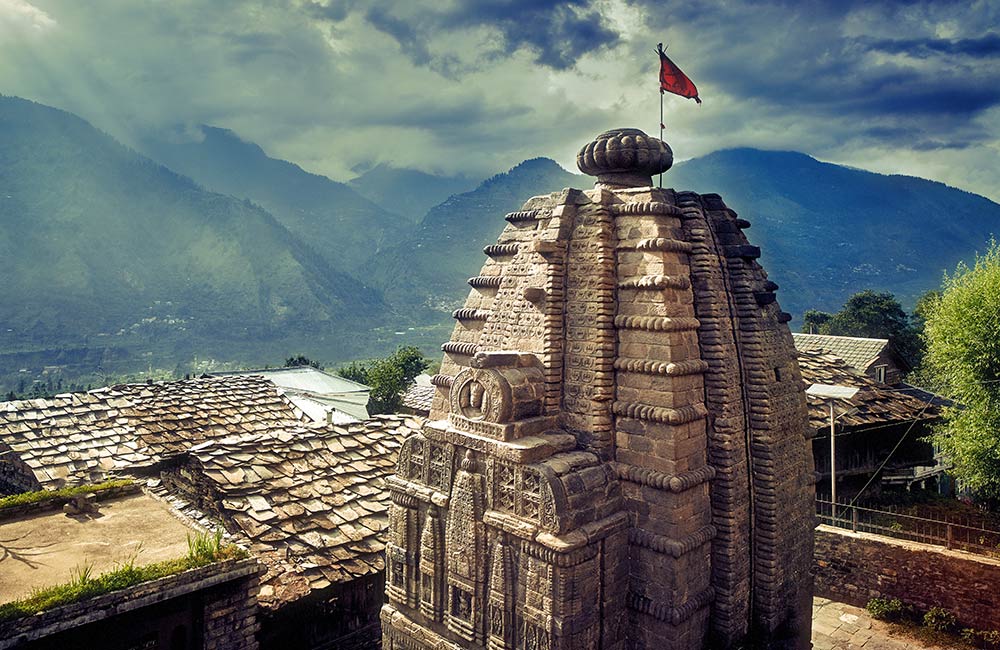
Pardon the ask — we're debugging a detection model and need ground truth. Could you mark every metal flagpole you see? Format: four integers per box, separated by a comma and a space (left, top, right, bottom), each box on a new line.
659, 90, 664, 189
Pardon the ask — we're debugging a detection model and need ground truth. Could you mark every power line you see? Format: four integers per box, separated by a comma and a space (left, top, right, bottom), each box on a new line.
846, 397, 936, 507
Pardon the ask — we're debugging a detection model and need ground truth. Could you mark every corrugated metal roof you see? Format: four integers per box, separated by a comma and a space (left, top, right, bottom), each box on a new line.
216, 366, 370, 395
214, 367, 370, 422
792, 333, 889, 372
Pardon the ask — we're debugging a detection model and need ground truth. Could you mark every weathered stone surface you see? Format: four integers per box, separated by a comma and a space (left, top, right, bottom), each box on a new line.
383, 128, 814, 650
576, 127, 673, 189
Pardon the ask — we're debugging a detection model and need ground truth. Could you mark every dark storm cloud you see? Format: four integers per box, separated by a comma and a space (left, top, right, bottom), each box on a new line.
866, 33, 1000, 58
307, 0, 619, 70
3, 0, 998, 200
638, 1, 1000, 133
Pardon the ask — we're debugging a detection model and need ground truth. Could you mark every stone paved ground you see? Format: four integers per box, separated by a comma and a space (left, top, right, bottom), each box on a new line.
812, 597, 960, 649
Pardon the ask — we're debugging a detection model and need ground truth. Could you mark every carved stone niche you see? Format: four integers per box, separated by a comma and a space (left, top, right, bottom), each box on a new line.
448, 351, 551, 441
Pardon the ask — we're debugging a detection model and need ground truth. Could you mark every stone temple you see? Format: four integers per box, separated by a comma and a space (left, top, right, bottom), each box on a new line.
381, 128, 815, 650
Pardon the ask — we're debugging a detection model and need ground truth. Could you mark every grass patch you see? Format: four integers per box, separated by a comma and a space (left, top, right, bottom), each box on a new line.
0, 530, 247, 622
884, 620, 980, 649
0, 479, 134, 511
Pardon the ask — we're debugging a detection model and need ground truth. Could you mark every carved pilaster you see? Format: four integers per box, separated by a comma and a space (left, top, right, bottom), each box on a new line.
487, 538, 514, 650
420, 506, 445, 621
386, 500, 419, 609
446, 451, 487, 644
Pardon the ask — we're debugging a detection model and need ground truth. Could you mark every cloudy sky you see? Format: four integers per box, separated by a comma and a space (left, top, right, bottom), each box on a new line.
2, 0, 998, 200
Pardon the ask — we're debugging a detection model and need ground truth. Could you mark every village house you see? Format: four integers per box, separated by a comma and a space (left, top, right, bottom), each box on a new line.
798, 349, 945, 498
0, 375, 420, 650
792, 332, 909, 384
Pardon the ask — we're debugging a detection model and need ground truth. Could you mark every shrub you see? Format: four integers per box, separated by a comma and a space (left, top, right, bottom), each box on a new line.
923, 607, 957, 632
866, 597, 905, 621
962, 628, 1000, 649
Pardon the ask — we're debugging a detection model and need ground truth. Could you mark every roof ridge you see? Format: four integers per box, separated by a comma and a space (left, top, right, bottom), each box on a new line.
792, 332, 889, 343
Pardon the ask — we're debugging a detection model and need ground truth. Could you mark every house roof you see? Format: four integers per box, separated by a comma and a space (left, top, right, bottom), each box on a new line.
401, 383, 435, 415
0, 376, 305, 491
797, 350, 938, 431
212, 367, 371, 422
214, 367, 370, 396
792, 333, 890, 372
153, 414, 422, 608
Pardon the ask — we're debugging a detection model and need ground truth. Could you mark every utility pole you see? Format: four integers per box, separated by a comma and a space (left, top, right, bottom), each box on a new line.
806, 383, 860, 525
829, 399, 837, 521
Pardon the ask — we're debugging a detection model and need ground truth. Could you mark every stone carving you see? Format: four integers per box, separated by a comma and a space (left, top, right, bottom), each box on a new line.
382, 128, 814, 650
576, 127, 673, 188
450, 368, 512, 423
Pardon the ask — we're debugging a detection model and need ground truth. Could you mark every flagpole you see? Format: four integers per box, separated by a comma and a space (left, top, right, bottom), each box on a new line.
659, 90, 664, 189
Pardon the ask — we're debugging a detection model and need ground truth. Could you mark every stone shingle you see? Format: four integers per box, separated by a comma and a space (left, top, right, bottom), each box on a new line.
401, 383, 434, 415
0, 376, 305, 491
792, 333, 890, 372
798, 350, 938, 430
156, 414, 422, 609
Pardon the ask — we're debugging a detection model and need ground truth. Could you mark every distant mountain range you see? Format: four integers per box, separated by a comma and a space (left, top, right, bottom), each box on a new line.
138, 126, 407, 274
348, 164, 477, 224
3, 94, 999, 391
364, 158, 585, 316
363, 149, 1000, 324
0, 96, 388, 388
666, 148, 1000, 317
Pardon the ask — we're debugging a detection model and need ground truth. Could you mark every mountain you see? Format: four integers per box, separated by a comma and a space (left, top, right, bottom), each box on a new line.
348, 164, 477, 223
0, 96, 387, 387
666, 148, 1000, 318
365, 158, 585, 315
138, 126, 404, 273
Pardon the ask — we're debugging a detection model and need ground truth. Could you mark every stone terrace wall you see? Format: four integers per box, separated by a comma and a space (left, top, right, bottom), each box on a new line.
0, 482, 140, 522
0, 558, 260, 650
814, 524, 1000, 631
204, 561, 262, 650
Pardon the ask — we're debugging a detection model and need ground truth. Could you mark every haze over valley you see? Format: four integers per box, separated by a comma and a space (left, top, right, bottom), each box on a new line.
2, 94, 999, 394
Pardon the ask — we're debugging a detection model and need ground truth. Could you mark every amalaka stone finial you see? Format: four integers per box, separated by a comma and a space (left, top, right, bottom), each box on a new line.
576, 127, 673, 189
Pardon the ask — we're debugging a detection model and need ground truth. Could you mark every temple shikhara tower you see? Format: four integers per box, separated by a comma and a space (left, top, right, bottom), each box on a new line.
381, 128, 815, 650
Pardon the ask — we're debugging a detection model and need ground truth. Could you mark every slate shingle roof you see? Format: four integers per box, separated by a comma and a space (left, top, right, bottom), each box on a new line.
0, 376, 304, 490
160, 415, 422, 607
797, 350, 938, 431
792, 333, 889, 372
401, 383, 434, 414
0, 392, 143, 490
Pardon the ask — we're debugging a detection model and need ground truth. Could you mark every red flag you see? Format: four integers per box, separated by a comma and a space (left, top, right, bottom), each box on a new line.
657, 43, 701, 104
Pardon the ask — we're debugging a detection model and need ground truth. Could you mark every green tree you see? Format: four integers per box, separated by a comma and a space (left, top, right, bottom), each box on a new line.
803, 309, 832, 334
923, 241, 1000, 502
284, 355, 321, 369
911, 289, 942, 331
337, 346, 429, 415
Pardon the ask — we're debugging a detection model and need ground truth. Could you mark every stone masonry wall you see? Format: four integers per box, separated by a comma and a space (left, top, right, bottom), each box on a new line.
204, 563, 261, 650
0, 558, 261, 650
814, 525, 1000, 631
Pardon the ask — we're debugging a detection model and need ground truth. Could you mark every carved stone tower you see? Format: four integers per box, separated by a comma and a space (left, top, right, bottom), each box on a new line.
381, 128, 815, 650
